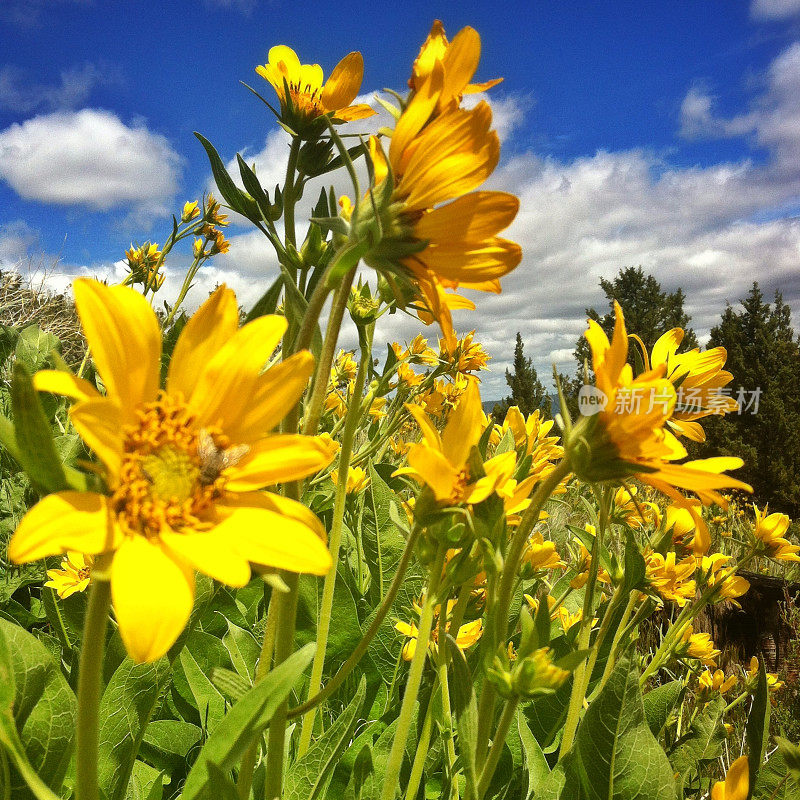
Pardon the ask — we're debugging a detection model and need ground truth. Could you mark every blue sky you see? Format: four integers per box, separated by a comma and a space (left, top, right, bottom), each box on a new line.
2, 0, 800, 395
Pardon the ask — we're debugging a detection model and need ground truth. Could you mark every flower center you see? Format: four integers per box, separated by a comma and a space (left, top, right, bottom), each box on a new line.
112, 393, 229, 539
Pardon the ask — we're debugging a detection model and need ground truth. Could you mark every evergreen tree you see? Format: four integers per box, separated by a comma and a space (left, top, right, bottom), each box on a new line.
700, 283, 800, 515
493, 332, 550, 421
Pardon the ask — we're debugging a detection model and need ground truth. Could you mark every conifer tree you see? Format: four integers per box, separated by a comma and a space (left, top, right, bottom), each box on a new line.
493, 332, 549, 421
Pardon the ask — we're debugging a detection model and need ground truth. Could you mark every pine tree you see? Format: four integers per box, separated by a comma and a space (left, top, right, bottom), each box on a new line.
700, 283, 800, 515
493, 332, 549, 421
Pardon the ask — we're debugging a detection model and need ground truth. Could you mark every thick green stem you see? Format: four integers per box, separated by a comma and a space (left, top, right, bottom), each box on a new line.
476, 696, 519, 798
437, 596, 462, 800
474, 460, 571, 765
297, 327, 371, 755
594, 590, 639, 696
286, 524, 422, 719
380, 544, 447, 800
302, 267, 357, 436
75, 573, 111, 800
404, 692, 435, 800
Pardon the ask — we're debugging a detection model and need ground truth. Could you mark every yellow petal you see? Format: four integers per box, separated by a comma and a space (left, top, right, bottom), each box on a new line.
405, 403, 443, 450
298, 62, 324, 93
441, 380, 483, 468
267, 45, 301, 84
440, 26, 481, 106
167, 285, 240, 401
415, 192, 519, 241
651, 328, 683, 368
225, 434, 337, 490
190, 314, 286, 433
33, 370, 100, 402
69, 398, 124, 478
112, 536, 195, 663
212, 505, 332, 575
334, 103, 376, 121
9, 492, 119, 563
406, 444, 460, 502
223, 350, 314, 444
322, 51, 363, 111
418, 237, 521, 283
725, 756, 749, 800
160, 530, 251, 587
223, 490, 328, 543
73, 278, 160, 418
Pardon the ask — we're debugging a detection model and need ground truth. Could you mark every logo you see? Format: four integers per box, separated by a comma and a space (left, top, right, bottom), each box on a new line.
578, 385, 607, 416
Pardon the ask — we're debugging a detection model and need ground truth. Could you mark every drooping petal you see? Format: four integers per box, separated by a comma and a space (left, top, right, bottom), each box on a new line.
72, 279, 160, 417
167, 285, 240, 400
190, 314, 287, 432
322, 51, 363, 111
225, 434, 337, 490
69, 398, 125, 478
441, 380, 483, 468
33, 370, 100, 402
405, 403, 443, 450
112, 536, 195, 663
223, 350, 314, 445
212, 505, 332, 575
160, 530, 251, 588
8, 492, 119, 563
406, 445, 460, 502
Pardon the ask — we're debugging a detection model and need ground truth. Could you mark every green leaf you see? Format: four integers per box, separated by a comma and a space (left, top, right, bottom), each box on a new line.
753, 745, 800, 799
747, 659, 771, 790
669, 695, 725, 790
97, 657, 172, 800
222, 619, 259, 683
194, 133, 261, 221
575, 654, 677, 799
124, 760, 164, 800
342, 744, 375, 800
209, 667, 251, 704
448, 638, 480, 799
0, 618, 77, 800
11, 363, 69, 494
244, 276, 283, 323
14, 325, 59, 372
535, 751, 584, 800
283, 676, 366, 800
622, 530, 647, 592
642, 680, 683, 738
518, 709, 550, 800
181, 642, 315, 800
179, 645, 227, 730
139, 720, 202, 773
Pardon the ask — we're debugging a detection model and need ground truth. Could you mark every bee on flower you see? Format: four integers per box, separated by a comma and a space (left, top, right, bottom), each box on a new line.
45, 552, 94, 599
10, 280, 337, 663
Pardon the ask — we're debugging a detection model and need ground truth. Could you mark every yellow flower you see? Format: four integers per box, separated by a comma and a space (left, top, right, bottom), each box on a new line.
332, 465, 370, 494
747, 656, 784, 692
393, 334, 439, 366
711, 756, 749, 800
10, 279, 336, 663
181, 201, 200, 222
679, 627, 720, 666
438, 330, 490, 373
331, 349, 358, 384
368, 396, 388, 422
397, 361, 424, 388
698, 668, 737, 697
204, 194, 229, 227
700, 554, 750, 607
645, 551, 696, 606
396, 380, 514, 506
664, 503, 711, 554
395, 598, 483, 661
408, 20, 502, 110
649, 328, 738, 442
520, 531, 563, 572
577, 302, 751, 510
752, 504, 800, 562
255, 45, 374, 126
44, 551, 94, 599
613, 485, 659, 529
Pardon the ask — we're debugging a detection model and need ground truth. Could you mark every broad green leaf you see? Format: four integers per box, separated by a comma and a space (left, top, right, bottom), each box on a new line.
124, 760, 164, 800
523, 678, 573, 749
747, 659, 770, 791
342, 744, 375, 800
753, 746, 800, 799
11, 363, 69, 494
139, 720, 202, 773
181, 642, 315, 800
209, 667, 251, 704
179, 645, 227, 731
535, 751, 583, 800
14, 325, 59, 372
365, 463, 408, 599
642, 680, 683, 738
575, 654, 677, 800
669, 695, 725, 790
222, 619, 259, 683
283, 676, 366, 800
97, 657, 172, 800
0, 617, 77, 799
518, 709, 550, 800
194, 133, 261, 221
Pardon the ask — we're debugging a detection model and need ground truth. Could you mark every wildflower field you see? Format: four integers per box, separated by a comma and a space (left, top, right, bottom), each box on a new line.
2, 19, 800, 800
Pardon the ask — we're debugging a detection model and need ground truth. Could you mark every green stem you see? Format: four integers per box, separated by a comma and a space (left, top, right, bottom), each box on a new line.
286, 524, 422, 719
723, 691, 749, 714
559, 485, 612, 758
437, 597, 461, 800
291, 265, 334, 356
302, 267, 357, 436
594, 590, 639, 696
75, 573, 111, 800
297, 327, 371, 755
380, 544, 447, 800
474, 460, 571, 766
476, 696, 519, 798
283, 138, 301, 250
404, 691, 435, 800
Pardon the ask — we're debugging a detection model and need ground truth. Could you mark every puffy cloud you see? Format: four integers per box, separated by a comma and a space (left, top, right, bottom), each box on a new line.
751, 0, 800, 19
0, 109, 181, 214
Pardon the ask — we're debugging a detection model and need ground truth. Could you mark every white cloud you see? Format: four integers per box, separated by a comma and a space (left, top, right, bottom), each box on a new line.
0, 220, 40, 268
0, 109, 182, 214
0, 63, 114, 114
751, 0, 800, 19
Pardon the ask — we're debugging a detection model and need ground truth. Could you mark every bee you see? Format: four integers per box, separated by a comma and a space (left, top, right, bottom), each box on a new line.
197, 429, 250, 486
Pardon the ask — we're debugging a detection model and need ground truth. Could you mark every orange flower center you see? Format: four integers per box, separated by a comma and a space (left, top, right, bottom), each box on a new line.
111, 393, 232, 539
